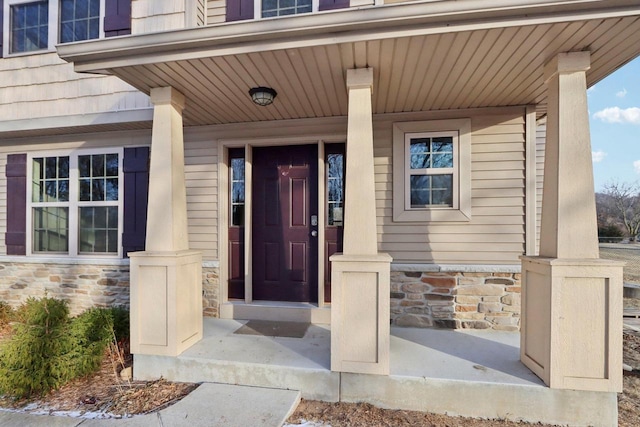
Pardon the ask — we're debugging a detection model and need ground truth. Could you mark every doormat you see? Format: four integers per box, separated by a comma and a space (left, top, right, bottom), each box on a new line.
233, 320, 310, 338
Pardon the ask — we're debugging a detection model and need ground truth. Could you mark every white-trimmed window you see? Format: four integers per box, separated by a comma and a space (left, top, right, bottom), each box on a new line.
3, 0, 104, 56
393, 119, 471, 222
27, 148, 124, 257
261, 0, 312, 17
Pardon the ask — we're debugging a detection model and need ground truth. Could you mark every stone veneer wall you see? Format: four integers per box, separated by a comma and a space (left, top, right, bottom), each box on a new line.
391, 269, 521, 331
0, 260, 220, 317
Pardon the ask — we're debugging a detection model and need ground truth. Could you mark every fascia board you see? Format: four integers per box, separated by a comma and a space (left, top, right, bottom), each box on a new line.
57, 0, 640, 72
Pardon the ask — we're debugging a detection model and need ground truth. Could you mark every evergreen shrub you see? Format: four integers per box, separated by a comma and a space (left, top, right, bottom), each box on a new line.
0, 297, 130, 398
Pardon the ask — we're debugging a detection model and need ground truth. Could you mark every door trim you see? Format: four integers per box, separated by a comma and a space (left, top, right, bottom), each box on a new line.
218, 136, 345, 316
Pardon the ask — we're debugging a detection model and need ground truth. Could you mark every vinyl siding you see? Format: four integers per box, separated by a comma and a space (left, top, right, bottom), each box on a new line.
375, 109, 526, 264
207, 0, 225, 24
0, 53, 149, 122
132, 0, 188, 33
0, 107, 527, 265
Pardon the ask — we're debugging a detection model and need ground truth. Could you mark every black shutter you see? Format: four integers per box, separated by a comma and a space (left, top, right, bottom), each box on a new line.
104, 0, 131, 37
5, 154, 27, 255
122, 147, 149, 257
226, 0, 254, 22
318, 0, 349, 11
0, 0, 4, 57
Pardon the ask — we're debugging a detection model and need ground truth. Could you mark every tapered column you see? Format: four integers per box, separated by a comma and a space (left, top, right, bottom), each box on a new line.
521, 53, 622, 392
539, 52, 598, 259
130, 87, 202, 358
343, 68, 377, 256
146, 87, 189, 252
331, 68, 391, 375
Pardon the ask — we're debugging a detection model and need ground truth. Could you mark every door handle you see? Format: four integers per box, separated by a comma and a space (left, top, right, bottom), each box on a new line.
311, 230, 318, 237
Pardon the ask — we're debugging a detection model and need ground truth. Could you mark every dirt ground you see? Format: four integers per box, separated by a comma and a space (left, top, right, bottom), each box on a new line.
0, 343, 197, 418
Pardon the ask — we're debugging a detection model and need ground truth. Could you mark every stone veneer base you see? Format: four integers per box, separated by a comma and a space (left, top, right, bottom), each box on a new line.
0, 259, 520, 329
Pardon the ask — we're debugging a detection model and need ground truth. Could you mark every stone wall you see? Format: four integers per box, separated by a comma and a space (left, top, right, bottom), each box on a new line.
391, 270, 521, 331
0, 260, 220, 317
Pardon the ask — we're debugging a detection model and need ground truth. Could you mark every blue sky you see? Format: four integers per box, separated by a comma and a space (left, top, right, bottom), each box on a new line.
589, 56, 640, 192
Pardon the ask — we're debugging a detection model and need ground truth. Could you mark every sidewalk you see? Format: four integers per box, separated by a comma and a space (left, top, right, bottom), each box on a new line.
0, 383, 301, 427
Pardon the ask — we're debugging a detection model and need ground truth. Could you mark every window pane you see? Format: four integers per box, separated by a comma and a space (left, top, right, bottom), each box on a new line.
58, 157, 69, 178
59, 0, 101, 43
410, 174, 453, 208
106, 154, 119, 176
79, 207, 118, 254
232, 205, 244, 227
79, 155, 91, 177
106, 178, 118, 201
262, 0, 311, 17
432, 153, 453, 168
79, 179, 91, 201
92, 154, 105, 177
32, 158, 44, 202
326, 152, 344, 226
92, 179, 105, 201
33, 207, 69, 252
231, 158, 244, 181
230, 154, 245, 226
11, 2, 48, 53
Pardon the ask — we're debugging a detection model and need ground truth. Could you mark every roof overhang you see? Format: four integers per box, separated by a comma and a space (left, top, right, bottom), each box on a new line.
57, 0, 640, 126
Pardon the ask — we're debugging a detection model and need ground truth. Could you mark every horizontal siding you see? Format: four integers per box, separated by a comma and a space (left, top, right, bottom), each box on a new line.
184, 134, 218, 260
374, 108, 526, 264
0, 53, 149, 122
207, 0, 226, 25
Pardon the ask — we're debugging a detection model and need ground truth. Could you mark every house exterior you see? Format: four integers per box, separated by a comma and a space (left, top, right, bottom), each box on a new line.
0, 0, 638, 423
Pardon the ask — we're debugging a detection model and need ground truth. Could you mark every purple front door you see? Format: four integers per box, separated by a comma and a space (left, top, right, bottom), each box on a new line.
252, 145, 319, 302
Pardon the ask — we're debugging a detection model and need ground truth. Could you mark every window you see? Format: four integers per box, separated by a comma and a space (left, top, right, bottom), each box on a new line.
28, 149, 123, 256
229, 148, 245, 227
393, 119, 471, 222
10, 1, 49, 53
4, 0, 103, 56
326, 150, 344, 227
262, 0, 312, 18
60, 0, 100, 43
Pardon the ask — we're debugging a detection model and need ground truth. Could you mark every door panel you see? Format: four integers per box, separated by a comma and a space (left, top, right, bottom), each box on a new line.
252, 145, 318, 302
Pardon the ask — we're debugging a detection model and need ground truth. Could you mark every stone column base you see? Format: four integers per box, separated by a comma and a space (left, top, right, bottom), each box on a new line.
330, 253, 392, 375
520, 256, 623, 392
130, 250, 203, 357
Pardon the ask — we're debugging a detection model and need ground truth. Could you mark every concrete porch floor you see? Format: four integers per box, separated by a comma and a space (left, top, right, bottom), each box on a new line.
134, 318, 617, 426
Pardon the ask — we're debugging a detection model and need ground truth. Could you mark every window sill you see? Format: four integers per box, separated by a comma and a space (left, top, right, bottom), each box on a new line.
393, 207, 471, 223
0, 255, 130, 266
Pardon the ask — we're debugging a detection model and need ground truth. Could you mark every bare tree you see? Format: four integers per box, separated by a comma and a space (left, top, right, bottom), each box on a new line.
602, 180, 640, 241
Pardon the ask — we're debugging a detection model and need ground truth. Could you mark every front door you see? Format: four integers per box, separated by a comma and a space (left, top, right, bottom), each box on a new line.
252, 145, 319, 302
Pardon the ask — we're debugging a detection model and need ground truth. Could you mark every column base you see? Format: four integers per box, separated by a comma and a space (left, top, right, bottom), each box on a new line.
520, 256, 623, 392
330, 253, 392, 375
130, 250, 203, 357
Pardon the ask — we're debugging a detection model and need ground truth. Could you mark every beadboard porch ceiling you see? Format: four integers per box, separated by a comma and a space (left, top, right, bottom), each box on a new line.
58, 4, 640, 126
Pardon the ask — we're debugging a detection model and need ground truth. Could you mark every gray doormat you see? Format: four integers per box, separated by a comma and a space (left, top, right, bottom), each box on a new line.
233, 320, 310, 338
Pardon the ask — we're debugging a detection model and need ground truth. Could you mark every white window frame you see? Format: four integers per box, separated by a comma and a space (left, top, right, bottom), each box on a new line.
254, 0, 320, 19
26, 147, 124, 258
393, 118, 471, 222
3, 0, 105, 57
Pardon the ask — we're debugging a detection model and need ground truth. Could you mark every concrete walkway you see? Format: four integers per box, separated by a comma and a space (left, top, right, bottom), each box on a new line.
0, 383, 301, 427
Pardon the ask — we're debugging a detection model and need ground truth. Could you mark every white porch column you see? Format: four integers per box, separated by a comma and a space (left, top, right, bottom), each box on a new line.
331, 68, 392, 375
130, 87, 203, 357
520, 52, 623, 392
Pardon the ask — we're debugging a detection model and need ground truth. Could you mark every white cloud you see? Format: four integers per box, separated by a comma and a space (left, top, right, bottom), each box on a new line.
592, 151, 607, 163
593, 107, 640, 124
616, 88, 628, 98
634, 160, 640, 174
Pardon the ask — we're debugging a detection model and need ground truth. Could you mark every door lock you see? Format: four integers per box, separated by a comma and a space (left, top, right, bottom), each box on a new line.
311, 230, 318, 237
311, 215, 318, 226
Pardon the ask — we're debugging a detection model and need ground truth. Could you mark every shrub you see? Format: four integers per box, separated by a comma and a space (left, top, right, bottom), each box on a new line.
0, 301, 15, 327
0, 297, 73, 398
0, 298, 130, 398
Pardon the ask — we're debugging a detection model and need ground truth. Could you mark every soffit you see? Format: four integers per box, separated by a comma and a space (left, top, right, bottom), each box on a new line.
95, 16, 640, 126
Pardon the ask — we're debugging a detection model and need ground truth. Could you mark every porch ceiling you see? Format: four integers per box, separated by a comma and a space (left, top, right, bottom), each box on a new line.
59, 9, 640, 126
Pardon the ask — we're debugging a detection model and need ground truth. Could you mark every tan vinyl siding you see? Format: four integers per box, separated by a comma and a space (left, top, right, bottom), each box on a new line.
207, 0, 226, 25
184, 131, 218, 260
132, 0, 189, 33
375, 108, 526, 264
535, 120, 546, 254
0, 53, 149, 122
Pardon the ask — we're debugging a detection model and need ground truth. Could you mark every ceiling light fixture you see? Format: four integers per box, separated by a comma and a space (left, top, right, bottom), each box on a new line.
249, 86, 277, 106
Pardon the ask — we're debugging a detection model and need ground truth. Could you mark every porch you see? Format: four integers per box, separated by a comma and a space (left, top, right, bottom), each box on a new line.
134, 318, 617, 426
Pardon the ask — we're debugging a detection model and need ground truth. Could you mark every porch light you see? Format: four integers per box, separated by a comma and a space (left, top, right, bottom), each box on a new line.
249, 87, 277, 106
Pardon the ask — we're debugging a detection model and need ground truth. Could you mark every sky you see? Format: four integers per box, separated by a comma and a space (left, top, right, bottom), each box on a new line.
588, 56, 640, 192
